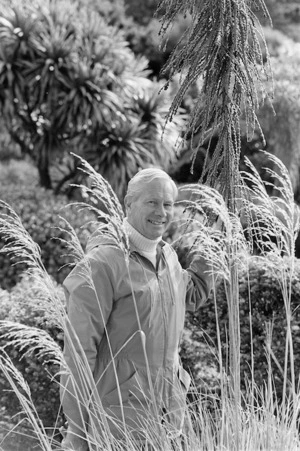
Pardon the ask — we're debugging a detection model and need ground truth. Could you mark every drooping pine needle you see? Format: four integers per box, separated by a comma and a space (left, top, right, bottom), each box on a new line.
156, 0, 272, 207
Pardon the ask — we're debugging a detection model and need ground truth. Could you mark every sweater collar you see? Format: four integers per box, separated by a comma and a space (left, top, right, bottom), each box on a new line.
124, 218, 162, 253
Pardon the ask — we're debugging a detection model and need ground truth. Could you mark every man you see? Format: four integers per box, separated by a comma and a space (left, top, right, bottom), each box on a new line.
61, 168, 213, 450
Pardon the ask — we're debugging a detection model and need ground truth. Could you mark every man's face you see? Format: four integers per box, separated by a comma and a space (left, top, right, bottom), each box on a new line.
126, 179, 175, 240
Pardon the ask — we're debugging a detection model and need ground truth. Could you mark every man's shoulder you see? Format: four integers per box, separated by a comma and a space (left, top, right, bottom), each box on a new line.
88, 241, 126, 263
161, 241, 178, 257
161, 241, 185, 270
64, 243, 126, 289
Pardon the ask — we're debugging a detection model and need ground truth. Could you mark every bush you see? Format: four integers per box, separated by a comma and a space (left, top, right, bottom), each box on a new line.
124, 14, 192, 77
0, 159, 39, 187
0, 180, 97, 289
181, 256, 300, 399
123, 0, 158, 25
0, 274, 65, 427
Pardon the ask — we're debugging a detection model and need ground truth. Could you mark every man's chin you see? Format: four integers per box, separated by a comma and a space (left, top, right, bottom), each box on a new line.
147, 228, 165, 240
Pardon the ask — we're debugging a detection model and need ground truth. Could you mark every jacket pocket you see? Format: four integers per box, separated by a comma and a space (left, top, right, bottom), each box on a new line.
103, 371, 148, 408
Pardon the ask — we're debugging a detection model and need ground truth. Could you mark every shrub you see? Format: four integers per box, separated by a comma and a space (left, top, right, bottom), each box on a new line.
181, 256, 300, 399
0, 274, 65, 427
124, 14, 192, 77
0, 181, 97, 289
123, 0, 158, 25
0, 159, 39, 187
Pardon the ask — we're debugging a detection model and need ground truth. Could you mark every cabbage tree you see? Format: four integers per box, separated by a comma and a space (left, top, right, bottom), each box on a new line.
0, 0, 183, 197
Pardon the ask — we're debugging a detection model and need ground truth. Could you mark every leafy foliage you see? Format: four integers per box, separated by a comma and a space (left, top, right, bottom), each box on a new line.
84, 82, 183, 199
2, 251, 300, 429
182, 256, 300, 400
168, 151, 300, 413
0, 0, 183, 197
0, 152, 299, 450
0, 274, 64, 427
0, 179, 96, 289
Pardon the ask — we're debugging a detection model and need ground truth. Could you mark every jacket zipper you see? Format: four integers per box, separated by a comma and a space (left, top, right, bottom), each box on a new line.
133, 250, 168, 369
156, 266, 168, 370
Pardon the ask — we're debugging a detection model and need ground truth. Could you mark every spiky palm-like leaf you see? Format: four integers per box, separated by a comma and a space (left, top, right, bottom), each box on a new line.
131, 82, 186, 168
0, 0, 152, 191
84, 119, 155, 200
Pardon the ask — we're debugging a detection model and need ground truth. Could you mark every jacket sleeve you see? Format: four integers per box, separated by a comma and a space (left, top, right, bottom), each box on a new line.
60, 248, 115, 433
185, 254, 214, 312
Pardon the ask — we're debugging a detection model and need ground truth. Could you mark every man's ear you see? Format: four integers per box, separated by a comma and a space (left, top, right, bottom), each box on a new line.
124, 195, 131, 214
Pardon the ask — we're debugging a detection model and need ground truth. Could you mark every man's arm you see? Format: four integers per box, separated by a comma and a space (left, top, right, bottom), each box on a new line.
60, 249, 114, 443
185, 254, 214, 311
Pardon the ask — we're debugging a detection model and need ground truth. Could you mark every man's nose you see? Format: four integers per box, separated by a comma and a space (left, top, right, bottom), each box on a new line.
155, 203, 166, 216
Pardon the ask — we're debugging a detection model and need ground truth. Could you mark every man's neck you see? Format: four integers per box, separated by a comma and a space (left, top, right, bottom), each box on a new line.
124, 218, 161, 253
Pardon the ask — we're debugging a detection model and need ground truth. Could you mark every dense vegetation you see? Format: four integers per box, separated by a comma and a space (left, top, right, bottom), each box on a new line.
182, 257, 300, 394
1, 157, 299, 433
2, 254, 300, 427
0, 162, 98, 288
0, 0, 184, 199
0, 275, 64, 426
1, 0, 300, 201
1, 0, 300, 449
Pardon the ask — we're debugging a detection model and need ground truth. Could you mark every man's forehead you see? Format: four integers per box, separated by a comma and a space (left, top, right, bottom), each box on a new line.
141, 182, 175, 199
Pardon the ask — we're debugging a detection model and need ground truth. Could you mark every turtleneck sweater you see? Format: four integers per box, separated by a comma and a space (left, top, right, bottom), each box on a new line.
124, 218, 161, 266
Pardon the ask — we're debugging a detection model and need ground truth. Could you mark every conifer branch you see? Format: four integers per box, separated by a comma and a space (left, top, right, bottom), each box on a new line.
157, 0, 272, 208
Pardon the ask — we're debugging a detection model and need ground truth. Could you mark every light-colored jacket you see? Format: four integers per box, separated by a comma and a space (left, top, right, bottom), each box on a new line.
60, 237, 213, 440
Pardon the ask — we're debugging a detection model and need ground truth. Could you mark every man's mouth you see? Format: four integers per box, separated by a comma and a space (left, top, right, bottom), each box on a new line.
149, 220, 165, 225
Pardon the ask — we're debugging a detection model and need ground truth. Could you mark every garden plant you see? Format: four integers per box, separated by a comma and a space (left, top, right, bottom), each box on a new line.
1, 151, 300, 450
1, 0, 300, 450
0, 0, 184, 198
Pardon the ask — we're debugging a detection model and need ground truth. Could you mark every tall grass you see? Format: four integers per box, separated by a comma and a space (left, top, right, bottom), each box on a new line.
0, 153, 300, 450
240, 152, 300, 420
173, 180, 250, 450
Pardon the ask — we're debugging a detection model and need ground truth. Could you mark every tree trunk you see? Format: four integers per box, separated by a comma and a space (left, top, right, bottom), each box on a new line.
38, 164, 52, 189
37, 144, 52, 189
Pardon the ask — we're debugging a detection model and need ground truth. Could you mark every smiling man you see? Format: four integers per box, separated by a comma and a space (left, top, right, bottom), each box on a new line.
61, 168, 214, 450
125, 177, 175, 240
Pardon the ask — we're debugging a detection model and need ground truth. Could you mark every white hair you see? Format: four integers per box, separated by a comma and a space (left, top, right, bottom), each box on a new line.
125, 168, 178, 203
